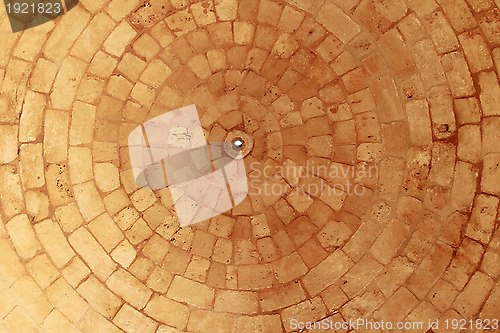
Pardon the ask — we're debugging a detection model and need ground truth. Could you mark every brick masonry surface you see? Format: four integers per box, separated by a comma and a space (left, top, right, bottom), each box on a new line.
0, 0, 499, 332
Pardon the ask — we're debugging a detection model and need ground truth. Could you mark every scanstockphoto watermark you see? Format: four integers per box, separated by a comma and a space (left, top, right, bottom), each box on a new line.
289, 318, 425, 331
290, 318, 500, 331
247, 161, 378, 197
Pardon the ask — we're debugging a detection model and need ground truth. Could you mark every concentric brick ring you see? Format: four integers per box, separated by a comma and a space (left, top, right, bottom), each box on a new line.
0, 0, 499, 332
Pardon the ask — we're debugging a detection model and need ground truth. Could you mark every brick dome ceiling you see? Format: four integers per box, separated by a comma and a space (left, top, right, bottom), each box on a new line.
0, 0, 499, 332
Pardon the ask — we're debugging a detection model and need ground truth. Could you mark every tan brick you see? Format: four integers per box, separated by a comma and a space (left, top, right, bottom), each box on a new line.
94, 163, 120, 192
441, 51, 475, 97
0, 125, 17, 164
236, 315, 282, 333
371, 76, 404, 122
42, 164, 73, 206
374, 287, 418, 322
68, 227, 116, 280
213, 238, 233, 264
25, 190, 49, 222
428, 142, 456, 187
440, 212, 467, 247
191, 1, 216, 25
452, 271, 494, 317
77, 276, 122, 319
413, 39, 446, 89
74, 181, 105, 221
0, 238, 25, 287
147, 267, 174, 293
50, 56, 87, 110
302, 250, 354, 296
342, 255, 384, 297
405, 100, 432, 146
151, 21, 176, 47
79, 310, 123, 333
371, 257, 415, 297
46, 278, 88, 322
457, 125, 482, 164
320, 284, 348, 312
89, 51, 118, 78
54, 203, 84, 233
167, 276, 215, 309
44, 109, 70, 162
18, 91, 45, 143
466, 194, 499, 244
126, 218, 153, 245
29, 58, 58, 93
406, 242, 454, 299
106, 0, 141, 20
42, 6, 90, 61
117, 53, 146, 82
272, 33, 299, 59
428, 87, 457, 139
0, 307, 40, 333
404, 211, 441, 261
482, 153, 500, 196
207, 49, 227, 72
93, 141, 118, 162
185, 256, 210, 282
141, 59, 172, 87
483, 117, 500, 153
438, 0, 478, 33
166, 9, 196, 36
113, 304, 158, 333
427, 279, 459, 311
215, 0, 238, 20
454, 97, 481, 124
42, 310, 81, 333
398, 14, 425, 45
459, 29, 493, 72
70, 101, 96, 146
344, 218, 385, 261
105, 75, 132, 100
130, 82, 156, 106
444, 238, 483, 289
142, 234, 168, 264
406, 301, 442, 329
107, 269, 152, 309
10, 275, 53, 324
378, 29, 416, 76
103, 21, 137, 56
494, 47, 500, 74
259, 282, 306, 312
317, 220, 352, 250
110, 239, 136, 268
76, 76, 103, 106
34, 219, 75, 268
6, 214, 40, 260
424, 10, 459, 54
61, 257, 90, 288
273, 252, 308, 283
215, 289, 259, 314
88, 213, 124, 251
281, 297, 327, 332
317, 2, 360, 43
68, 147, 93, 185
144, 295, 189, 330
71, 13, 115, 62
238, 264, 274, 289
371, 219, 410, 264
188, 310, 236, 333
479, 71, 500, 116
